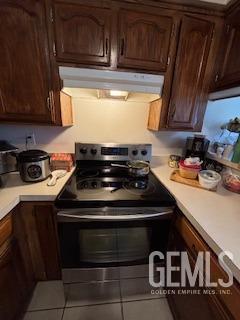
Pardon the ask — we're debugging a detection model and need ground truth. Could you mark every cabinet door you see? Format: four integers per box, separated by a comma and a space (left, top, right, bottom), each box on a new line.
167, 16, 214, 130
167, 230, 230, 320
118, 9, 172, 72
54, 3, 111, 66
0, 240, 27, 320
214, 8, 240, 90
22, 202, 61, 280
0, 1, 53, 123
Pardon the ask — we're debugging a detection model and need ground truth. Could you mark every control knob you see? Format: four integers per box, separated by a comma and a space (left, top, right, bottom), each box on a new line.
132, 149, 138, 156
91, 181, 98, 188
91, 148, 97, 155
80, 147, 87, 154
141, 150, 148, 156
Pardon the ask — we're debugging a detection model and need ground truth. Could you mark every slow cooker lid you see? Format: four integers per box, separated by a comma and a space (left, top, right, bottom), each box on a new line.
18, 149, 49, 162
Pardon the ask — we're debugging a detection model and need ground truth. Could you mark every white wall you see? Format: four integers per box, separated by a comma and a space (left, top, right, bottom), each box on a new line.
0, 96, 239, 156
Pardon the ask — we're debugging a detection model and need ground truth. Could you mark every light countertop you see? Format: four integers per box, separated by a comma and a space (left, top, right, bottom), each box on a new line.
0, 159, 240, 282
0, 169, 74, 221
151, 156, 240, 283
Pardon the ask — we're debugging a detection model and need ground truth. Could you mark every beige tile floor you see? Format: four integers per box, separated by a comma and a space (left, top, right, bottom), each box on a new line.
24, 266, 173, 320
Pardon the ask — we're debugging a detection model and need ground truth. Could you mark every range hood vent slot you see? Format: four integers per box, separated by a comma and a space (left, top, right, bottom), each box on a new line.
59, 67, 164, 95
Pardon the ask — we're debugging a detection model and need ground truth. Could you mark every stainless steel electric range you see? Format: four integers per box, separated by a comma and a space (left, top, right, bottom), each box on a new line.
55, 143, 175, 279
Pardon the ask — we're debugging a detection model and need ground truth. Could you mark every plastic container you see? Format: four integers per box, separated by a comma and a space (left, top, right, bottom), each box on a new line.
223, 173, 240, 194
179, 160, 201, 179
198, 170, 221, 190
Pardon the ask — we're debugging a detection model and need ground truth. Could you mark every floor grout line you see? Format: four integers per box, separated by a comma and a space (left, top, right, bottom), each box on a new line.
26, 307, 65, 313
64, 300, 122, 309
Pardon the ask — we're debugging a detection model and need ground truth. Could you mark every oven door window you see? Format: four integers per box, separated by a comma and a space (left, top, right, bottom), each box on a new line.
79, 227, 150, 264
58, 219, 170, 268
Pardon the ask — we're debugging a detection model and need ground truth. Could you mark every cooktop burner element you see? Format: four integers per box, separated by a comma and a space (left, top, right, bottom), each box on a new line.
123, 179, 156, 195
78, 169, 100, 178
55, 143, 175, 209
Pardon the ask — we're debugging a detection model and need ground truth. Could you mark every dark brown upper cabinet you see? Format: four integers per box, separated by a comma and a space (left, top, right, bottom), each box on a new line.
54, 3, 111, 66
167, 16, 214, 131
212, 6, 240, 91
0, 1, 53, 124
117, 9, 173, 72
0, 1, 73, 126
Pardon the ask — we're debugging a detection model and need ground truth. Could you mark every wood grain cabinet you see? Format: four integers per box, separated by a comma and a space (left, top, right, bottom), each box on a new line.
168, 212, 240, 320
117, 9, 173, 72
0, 203, 61, 319
0, 0, 72, 126
167, 15, 214, 131
0, 240, 26, 320
54, 3, 111, 66
0, 1, 53, 124
0, 208, 31, 320
212, 6, 240, 91
21, 202, 61, 281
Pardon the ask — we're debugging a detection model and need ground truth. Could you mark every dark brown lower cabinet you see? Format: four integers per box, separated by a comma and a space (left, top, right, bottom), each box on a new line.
167, 213, 240, 320
0, 202, 61, 320
20, 202, 61, 281
0, 239, 29, 320
167, 229, 230, 320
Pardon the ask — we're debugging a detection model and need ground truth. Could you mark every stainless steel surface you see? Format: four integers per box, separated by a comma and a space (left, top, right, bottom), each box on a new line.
57, 207, 173, 222
0, 141, 18, 175
75, 143, 152, 162
0, 152, 17, 175
19, 159, 51, 182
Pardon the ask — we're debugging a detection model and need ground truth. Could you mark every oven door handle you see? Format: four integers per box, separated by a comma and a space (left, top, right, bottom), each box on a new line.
57, 210, 173, 221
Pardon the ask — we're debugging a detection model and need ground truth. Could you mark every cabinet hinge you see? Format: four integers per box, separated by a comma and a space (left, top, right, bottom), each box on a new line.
167, 56, 171, 66
215, 74, 219, 82
50, 8, 54, 23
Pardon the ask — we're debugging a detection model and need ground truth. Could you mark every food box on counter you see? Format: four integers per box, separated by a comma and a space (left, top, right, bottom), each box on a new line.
51, 153, 73, 172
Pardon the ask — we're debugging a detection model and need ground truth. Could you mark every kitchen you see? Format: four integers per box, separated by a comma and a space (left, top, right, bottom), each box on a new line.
0, 0, 240, 320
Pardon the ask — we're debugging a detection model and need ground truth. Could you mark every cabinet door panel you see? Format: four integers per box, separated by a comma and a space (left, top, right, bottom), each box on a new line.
167, 230, 230, 320
118, 10, 172, 72
167, 16, 213, 130
0, 241, 27, 320
214, 8, 240, 89
0, 1, 52, 123
54, 4, 111, 66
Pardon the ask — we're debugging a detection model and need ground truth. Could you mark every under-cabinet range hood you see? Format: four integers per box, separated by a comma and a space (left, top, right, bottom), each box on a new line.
209, 86, 240, 101
59, 67, 164, 94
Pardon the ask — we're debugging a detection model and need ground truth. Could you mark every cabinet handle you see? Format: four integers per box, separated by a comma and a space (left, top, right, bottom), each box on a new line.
120, 38, 124, 56
105, 38, 109, 56
192, 244, 198, 256
171, 104, 176, 119
47, 96, 51, 112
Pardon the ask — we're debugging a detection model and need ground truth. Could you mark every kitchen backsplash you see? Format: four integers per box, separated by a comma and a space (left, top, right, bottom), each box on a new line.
0, 96, 239, 156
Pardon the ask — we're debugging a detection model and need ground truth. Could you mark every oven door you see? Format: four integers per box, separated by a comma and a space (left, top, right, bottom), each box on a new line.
57, 207, 173, 268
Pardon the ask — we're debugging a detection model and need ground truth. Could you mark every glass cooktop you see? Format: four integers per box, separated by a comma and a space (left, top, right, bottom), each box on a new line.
56, 164, 176, 208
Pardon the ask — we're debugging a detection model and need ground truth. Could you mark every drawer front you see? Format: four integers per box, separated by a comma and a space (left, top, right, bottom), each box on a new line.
175, 215, 207, 257
209, 254, 240, 320
0, 215, 12, 248
175, 214, 240, 319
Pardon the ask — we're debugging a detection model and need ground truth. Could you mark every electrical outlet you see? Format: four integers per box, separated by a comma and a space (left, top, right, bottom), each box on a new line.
25, 133, 36, 146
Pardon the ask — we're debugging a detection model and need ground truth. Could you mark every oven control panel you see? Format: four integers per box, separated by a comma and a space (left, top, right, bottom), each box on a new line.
75, 143, 152, 162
